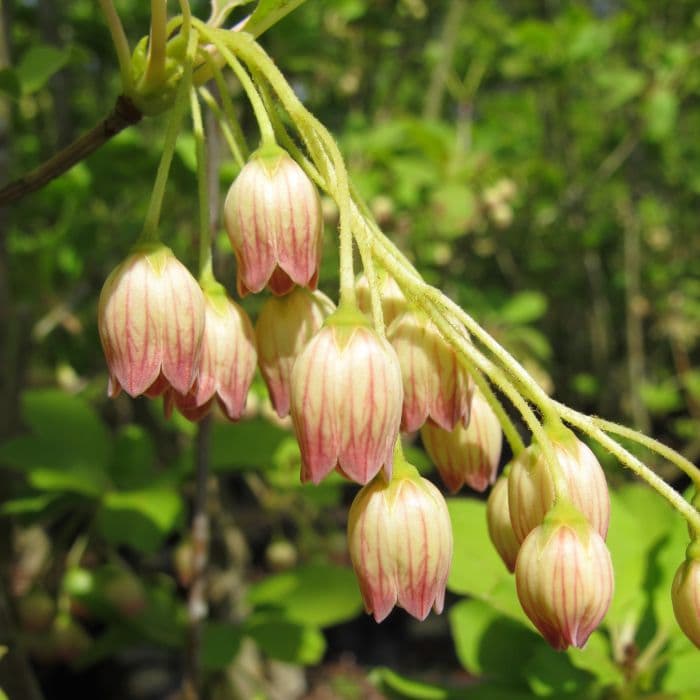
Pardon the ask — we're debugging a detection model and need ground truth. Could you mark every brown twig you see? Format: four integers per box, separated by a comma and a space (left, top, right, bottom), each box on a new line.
0, 95, 142, 208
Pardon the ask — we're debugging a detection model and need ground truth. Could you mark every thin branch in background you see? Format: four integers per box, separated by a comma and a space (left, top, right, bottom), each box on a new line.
181, 107, 221, 700
0, 96, 142, 209
182, 414, 212, 700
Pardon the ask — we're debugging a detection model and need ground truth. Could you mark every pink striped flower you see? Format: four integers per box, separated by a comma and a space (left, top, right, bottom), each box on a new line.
98, 244, 205, 398
388, 310, 473, 432
508, 428, 610, 544
671, 551, 700, 649
165, 286, 257, 422
256, 288, 335, 418
223, 146, 322, 297
486, 473, 520, 573
421, 388, 502, 492
289, 307, 403, 485
347, 464, 453, 622
515, 502, 614, 650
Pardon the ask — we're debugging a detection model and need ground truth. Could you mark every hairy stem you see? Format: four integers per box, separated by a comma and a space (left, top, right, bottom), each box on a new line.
195, 22, 276, 147
98, 0, 134, 93
143, 0, 168, 89
190, 88, 213, 282
140, 29, 199, 242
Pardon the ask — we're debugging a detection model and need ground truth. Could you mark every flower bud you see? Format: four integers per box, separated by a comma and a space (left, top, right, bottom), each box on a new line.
671, 547, 700, 649
508, 428, 610, 543
166, 286, 256, 422
388, 310, 473, 432
256, 288, 335, 417
347, 461, 453, 622
290, 306, 403, 485
98, 244, 205, 398
486, 473, 520, 573
223, 146, 323, 297
356, 269, 406, 327
421, 388, 502, 493
515, 502, 614, 650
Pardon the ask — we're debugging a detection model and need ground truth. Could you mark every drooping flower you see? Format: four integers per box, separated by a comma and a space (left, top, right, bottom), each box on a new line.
347, 459, 453, 622
165, 285, 256, 422
508, 427, 610, 543
388, 310, 473, 432
223, 145, 323, 297
256, 288, 335, 417
98, 244, 205, 398
356, 269, 406, 328
421, 388, 502, 492
671, 547, 700, 649
515, 501, 614, 650
486, 472, 520, 573
289, 306, 403, 485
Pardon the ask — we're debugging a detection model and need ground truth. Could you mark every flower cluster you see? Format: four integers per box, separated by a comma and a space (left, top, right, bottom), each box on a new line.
96, 98, 700, 653
487, 426, 614, 650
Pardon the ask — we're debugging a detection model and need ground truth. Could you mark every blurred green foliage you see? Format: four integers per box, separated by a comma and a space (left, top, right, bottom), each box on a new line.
1, 0, 700, 698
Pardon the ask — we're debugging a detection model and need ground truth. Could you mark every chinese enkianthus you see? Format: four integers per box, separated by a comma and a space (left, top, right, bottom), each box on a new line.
94, 6, 700, 648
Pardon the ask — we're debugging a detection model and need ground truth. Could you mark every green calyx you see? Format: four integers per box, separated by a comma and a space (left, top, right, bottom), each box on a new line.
250, 143, 288, 176
543, 419, 577, 448
322, 303, 374, 350
686, 539, 700, 562
202, 280, 230, 315
540, 499, 591, 546
128, 31, 189, 117
129, 242, 173, 275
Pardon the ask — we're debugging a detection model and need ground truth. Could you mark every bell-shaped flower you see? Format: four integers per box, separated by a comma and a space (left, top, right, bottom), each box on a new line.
356, 269, 406, 328
290, 306, 403, 485
223, 145, 322, 297
347, 458, 453, 622
508, 427, 610, 544
487, 472, 520, 573
98, 244, 205, 398
515, 501, 614, 650
671, 546, 700, 649
388, 310, 473, 432
421, 388, 502, 492
256, 288, 335, 417
165, 284, 257, 422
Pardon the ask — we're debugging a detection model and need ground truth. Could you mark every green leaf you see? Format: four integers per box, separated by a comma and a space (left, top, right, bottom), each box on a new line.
210, 418, 289, 472
245, 614, 325, 664
0, 493, 61, 515
19, 389, 111, 470
201, 623, 244, 670
524, 642, 593, 697
639, 379, 683, 415
430, 183, 476, 238
371, 667, 534, 700
110, 425, 157, 490
210, 0, 255, 24
659, 640, 700, 693
247, 564, 363, 627
0, 68, 20, 99
16, 44, 71, 94
244, 0, 309, 37
643, 88, 678, 142
449, 599, 537, 683
566, 632, 624, 689
97, 488, 184, 553
447, 499, 525, 622
499, 291, 547, 325
594, 68, 645, 111
370, 667, 450, 699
